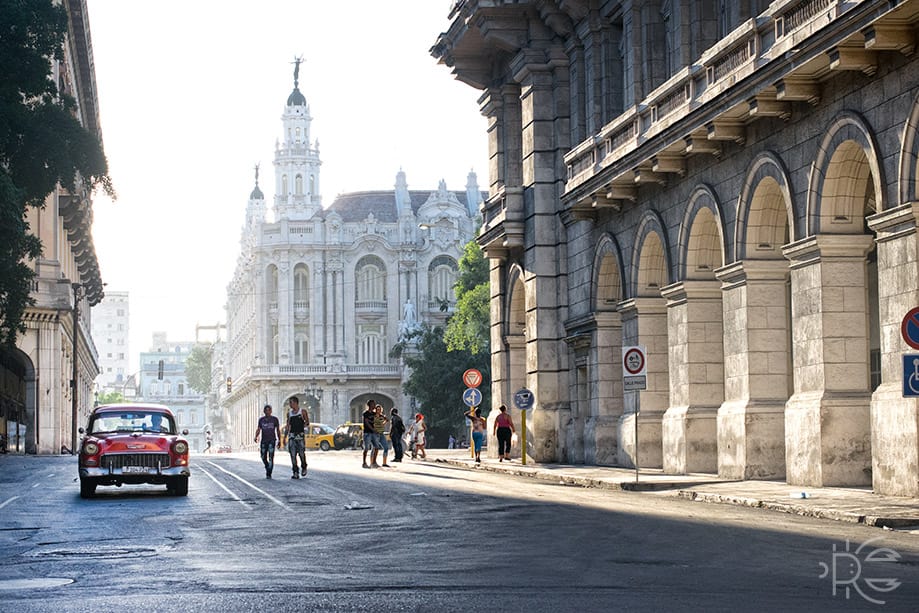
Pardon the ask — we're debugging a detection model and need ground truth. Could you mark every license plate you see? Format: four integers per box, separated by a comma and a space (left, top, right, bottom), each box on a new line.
123, 466, 149, 473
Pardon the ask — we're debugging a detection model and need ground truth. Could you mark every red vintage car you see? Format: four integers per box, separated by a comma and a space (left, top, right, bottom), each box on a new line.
78, 403, 191, 498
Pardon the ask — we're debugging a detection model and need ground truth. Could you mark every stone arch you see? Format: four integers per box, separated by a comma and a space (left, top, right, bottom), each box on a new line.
349, 392, 395, 423
592, 233, 625, 312
898, 90, 919, 205
631, 211, 673, 297
0, 346, 35, 453
505, 263, 526, 337
735, 151, 795, 260
678, 184, 727, 280
807, 111, 885, 235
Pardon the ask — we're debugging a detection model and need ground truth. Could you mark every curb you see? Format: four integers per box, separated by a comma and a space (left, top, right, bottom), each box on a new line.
439, 457, 919, 530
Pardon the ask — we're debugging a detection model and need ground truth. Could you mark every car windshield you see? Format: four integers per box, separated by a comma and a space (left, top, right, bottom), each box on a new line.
89, 411, 175, 435
319, 425, 335, 435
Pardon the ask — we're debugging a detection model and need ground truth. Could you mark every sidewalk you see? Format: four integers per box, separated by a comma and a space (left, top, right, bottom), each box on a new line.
433, 450, 919, 530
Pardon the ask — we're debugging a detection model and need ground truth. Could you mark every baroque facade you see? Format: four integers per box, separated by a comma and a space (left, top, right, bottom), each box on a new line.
1, 0, 105, 454
219, 67, 483, 451
434, 0, 919, 496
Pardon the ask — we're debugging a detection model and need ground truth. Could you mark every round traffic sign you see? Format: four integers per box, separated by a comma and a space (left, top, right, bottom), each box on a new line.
623, 347, 646, 375
462, 369, 483, 388
462, 387, 483, 407
513, 388, 534, 410
902, 307, 919, 350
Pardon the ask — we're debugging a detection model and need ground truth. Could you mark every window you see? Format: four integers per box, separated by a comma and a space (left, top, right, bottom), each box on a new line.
295, 174, 303, 195
281, 175, 288, 196
429, 256, 458, 306
294, 264, 309, 309
294, 325, 309, 363
178, 383, 185, 396
357, 325, 386, 364
355, 256, 386, 302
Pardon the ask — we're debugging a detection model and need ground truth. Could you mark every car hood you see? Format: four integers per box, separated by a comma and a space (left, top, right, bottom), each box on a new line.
85, 433, 180, 452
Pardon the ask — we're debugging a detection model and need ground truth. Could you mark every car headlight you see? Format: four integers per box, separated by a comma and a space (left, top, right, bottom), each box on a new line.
173, 441, 188, 454
83, 442, 99, 455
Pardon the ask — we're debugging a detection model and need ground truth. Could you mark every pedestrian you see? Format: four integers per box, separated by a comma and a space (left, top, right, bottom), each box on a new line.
362, 399, 376, 469
285, 396, 308, 479
493, 404, 515, 462
390, 408, 406, 462
448, 433, 456, 449
465, 407, 487, 463
254, 404, 282, 478
373, 403, 391, 468
409, 413, 427, 460
205, 430, 212, 453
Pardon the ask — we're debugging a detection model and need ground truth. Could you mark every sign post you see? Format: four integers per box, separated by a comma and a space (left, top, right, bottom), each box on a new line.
513, 388, 534, 465
462, 386, 482, 459
622, 346, 647, 482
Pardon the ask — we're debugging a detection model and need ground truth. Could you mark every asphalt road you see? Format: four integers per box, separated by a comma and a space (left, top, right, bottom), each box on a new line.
0, 451, 917, 612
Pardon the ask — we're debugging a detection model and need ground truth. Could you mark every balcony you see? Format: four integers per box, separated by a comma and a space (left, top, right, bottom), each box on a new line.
354, 300, 388, 315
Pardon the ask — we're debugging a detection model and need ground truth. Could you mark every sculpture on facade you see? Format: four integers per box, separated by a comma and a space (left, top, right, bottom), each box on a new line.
400, 299, 419, 337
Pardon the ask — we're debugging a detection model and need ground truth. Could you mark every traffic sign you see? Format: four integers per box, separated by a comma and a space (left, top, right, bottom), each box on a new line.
462, 387, 483, 407
622, 345, 647, 391
622, 346, 647, 376
904, 354, 919, 397
902, 307, 919, 350
513, 388, 534, 410
463, 369, 483, 388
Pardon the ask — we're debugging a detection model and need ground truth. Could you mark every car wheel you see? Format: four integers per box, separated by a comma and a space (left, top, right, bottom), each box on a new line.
168, 477, 189, 496
79, 479, 96, 499
320, 441, 331, 451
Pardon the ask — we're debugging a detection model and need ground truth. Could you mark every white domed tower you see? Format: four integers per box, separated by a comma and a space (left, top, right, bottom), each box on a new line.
273, 57, 322, 221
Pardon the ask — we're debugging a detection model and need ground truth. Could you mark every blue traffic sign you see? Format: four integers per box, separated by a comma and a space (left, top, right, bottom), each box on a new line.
463, 387, 483, 407
514, 388, 534, 410
904, 354, 919, 397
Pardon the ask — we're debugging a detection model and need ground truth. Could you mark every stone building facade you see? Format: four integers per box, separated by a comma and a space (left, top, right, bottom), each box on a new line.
1, 0, 105, 454
91, 291, 130, 396
434, 0, 919, 496
219, 67, 482, 451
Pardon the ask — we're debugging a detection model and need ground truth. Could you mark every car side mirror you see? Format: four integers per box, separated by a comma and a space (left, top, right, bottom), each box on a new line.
182, 429, 189, 435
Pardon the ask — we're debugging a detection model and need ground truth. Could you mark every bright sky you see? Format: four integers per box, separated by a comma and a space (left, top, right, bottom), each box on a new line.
86, 1, 488, 371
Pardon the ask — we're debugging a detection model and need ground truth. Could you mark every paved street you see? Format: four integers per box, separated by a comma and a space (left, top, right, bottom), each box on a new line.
0, 451, 917, 612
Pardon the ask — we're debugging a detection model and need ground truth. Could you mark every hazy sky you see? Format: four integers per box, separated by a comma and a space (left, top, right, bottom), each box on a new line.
86, 1, 489, 371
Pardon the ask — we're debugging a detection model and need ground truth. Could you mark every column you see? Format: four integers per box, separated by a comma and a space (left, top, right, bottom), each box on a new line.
716, 260, 789, 480
617, 297, 669, 468
868, 204, 919, 496
661, 280, 723, 474
783, 235, 874, 486
591, 311, 623, 466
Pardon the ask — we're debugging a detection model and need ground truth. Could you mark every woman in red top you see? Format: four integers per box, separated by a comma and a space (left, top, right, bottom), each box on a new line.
493, 404, 515, 462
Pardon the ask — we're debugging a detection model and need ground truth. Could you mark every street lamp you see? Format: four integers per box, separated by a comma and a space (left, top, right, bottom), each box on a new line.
304, 381, 323, 419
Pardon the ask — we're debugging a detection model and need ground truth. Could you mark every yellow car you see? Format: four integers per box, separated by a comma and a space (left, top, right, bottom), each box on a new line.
306, 423, 335, 451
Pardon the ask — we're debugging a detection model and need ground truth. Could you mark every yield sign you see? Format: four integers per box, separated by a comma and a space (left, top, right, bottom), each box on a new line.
463, 369, 483, 388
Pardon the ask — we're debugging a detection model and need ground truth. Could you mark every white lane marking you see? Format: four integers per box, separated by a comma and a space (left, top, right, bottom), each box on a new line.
197, 466, 249, 510
205, 461, 290, 510
0, 496, 20, 509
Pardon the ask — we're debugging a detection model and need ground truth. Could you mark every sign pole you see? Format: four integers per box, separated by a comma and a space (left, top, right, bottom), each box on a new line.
635, 406, 639, 482
521, 409, 527, 466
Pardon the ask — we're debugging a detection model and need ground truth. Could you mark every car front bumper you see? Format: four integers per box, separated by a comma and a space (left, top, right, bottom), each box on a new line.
80, 465, 190, 486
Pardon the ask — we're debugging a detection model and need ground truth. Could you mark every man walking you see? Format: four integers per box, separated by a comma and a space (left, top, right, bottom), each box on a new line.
373, 403, 391, 468
285, 396, 308, 479
390, 408, 405, 462
254, 404, 281, 478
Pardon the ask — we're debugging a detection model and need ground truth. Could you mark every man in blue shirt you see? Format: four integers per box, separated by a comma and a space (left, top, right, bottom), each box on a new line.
254, 404, 281, 479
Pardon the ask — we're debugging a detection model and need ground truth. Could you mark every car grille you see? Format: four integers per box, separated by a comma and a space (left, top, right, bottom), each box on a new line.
102, 453, 171, 470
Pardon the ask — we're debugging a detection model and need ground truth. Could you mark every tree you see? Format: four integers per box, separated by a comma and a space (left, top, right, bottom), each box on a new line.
96, 391, 125, 405
0, 0, 114, 346
443, 240, 490, 355
185, 344, 213, 394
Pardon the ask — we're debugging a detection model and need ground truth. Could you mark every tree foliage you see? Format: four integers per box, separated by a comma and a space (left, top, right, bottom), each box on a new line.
443, 240, 490, 355
392, 238, 493, 445
96, 390, 125, 405
185, 344, 213, 394
0, 0, 114, 345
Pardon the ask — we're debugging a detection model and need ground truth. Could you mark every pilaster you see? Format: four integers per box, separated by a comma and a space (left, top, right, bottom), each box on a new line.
782, 234, 874, 486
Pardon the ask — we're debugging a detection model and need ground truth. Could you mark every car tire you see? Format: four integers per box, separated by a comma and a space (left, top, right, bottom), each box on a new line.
79, 479, 96, 499
320, 441, 331, 451
168, 477, 189, 496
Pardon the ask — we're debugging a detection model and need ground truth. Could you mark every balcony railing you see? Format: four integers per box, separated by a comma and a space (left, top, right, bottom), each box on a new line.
564, 0, 863, 193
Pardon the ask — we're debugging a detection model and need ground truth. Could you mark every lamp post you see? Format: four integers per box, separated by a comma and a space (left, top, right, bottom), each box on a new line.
70, 282, 83, 455
304, 381, 323, 420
